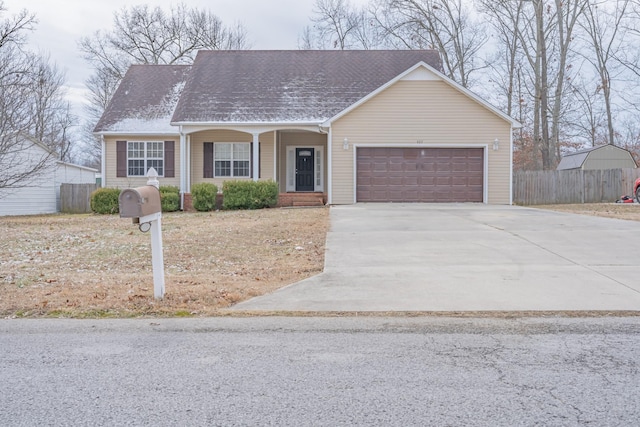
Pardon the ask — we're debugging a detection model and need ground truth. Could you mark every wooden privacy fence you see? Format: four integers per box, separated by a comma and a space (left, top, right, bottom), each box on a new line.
60, 183, 98, 213
513, 168, 640, 205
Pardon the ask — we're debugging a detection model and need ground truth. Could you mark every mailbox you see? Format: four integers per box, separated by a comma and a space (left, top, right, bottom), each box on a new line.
119, 185, 161, 219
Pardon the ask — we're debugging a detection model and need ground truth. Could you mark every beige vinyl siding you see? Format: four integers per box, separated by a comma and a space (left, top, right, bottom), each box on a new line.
260, 132, 276, 181
190, 130, 275, 189
104, 135, 180, 189
331, 80, 513, 204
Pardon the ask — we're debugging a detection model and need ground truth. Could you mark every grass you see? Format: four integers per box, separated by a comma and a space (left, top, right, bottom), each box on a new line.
0, 208, 329, 318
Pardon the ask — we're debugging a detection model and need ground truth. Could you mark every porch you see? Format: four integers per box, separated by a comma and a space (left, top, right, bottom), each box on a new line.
179, 127, 328, 209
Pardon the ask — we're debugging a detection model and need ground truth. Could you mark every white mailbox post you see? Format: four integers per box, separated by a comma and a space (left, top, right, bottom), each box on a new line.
118, 168, 165, 299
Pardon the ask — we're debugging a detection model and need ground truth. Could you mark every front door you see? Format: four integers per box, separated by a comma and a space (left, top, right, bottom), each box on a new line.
296, 148, 315, 191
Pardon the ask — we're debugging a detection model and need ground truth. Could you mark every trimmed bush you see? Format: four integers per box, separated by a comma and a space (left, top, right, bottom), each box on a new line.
90, 188, 121, 214
159, 185, 179, 195
222, 180, 278, 210
191, 183, 218, 212
160, 186, 180, 212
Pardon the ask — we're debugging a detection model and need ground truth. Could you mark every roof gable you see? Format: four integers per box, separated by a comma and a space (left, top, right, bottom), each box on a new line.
171, 50, 442, 124
322, 61, 521, 128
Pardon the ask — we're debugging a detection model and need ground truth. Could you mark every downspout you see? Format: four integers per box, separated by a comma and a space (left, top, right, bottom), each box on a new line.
100, 135, 106, 188
509, 128, 514, 205
273, 132, 277, 183
323, 125, 332, 205
186, 133, 191, 194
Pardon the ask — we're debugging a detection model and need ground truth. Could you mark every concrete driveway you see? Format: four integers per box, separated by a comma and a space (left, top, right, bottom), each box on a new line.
234, 204, 640, 312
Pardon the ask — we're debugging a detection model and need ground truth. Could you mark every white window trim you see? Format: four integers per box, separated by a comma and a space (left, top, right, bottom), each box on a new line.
286, 145, 324, 192
127, 141, 164, 177
213, 142, 251, 178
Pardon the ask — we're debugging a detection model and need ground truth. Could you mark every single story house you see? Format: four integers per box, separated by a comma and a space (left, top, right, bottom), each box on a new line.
557, 144, 637, 171
94, 50, 520, 207
0, 137, 97, 216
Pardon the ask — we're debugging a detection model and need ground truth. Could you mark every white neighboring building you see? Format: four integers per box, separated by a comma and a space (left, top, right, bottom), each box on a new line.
0, 138, 97, 216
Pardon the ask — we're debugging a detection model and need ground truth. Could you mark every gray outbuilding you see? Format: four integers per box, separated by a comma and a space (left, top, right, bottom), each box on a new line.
557, 144, 637, 170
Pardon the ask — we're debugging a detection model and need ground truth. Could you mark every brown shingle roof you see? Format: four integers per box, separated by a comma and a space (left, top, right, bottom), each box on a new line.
94, 65, 191, 133
95, 50, 443, 133
171, 50, 442, 124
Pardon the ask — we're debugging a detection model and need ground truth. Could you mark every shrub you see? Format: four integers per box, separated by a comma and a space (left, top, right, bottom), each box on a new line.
90, 188, 121, 214
159, 185, 179, 195
160, 192, 180, 212
222, 180, 278, 210
160, 186, 180, 212
191, 183, 218, 211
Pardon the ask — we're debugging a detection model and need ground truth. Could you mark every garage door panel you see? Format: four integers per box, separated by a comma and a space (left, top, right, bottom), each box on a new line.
388, 162, 403, 172
436, 176, 453, 186
420, 163, 435, 173
357, 147, 484, 203
402, 176, 418, 186
418, 176, 435, 185
373, 162, 388, 172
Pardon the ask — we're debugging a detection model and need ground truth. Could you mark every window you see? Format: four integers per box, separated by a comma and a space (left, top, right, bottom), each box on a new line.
127, 141, 164, 176
214, 143, 250, 178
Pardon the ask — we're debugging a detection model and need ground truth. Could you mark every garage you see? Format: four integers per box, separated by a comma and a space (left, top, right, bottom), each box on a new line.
356, 147, 484, 202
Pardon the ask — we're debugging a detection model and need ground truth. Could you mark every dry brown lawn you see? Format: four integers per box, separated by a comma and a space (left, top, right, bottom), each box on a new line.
0, 208, 328, 318
2, 203, 639, 319
533, 202, 640, 222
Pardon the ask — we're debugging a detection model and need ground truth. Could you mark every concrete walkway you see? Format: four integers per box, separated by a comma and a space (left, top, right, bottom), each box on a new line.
234, 204, 640, 312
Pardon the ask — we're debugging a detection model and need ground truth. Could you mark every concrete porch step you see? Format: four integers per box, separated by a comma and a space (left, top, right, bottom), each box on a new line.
292, 199, 325, 207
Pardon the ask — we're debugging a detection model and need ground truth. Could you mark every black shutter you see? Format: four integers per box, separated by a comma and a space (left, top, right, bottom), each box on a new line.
164, 141, 175, 178
204, 142, 213, 178
116, 141, 127, 177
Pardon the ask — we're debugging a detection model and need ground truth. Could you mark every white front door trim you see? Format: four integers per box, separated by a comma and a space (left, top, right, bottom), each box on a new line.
286, 145, 325, 192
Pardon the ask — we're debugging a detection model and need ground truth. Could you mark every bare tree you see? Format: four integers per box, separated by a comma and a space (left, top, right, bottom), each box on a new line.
0, 1, 34, 48
27, 56, 76, 162
618, 1, 640, 78
0, 49, 52, 192
568, 75, 608, 148
300, 0, 381, 49
480, 0, 586, 170
78, 2, 250, 165
548, 0, 586, 166
373, 0, 488, 88
0, 3, 69, 193
479, 0, 527, 118
79, 3, 250, 104
578, 0, 630, 146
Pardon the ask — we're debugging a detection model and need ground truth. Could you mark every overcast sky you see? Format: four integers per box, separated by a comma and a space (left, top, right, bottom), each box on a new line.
3, 0, 368, 120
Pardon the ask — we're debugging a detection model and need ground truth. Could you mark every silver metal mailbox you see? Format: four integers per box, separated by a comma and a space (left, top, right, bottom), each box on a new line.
119, 186, 161, 219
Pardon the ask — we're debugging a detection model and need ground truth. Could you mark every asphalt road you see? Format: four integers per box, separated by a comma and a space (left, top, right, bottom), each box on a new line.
1, 317, 639, 426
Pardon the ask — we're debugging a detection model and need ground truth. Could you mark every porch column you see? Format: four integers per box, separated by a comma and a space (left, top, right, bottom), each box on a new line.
179, 132, 187, 206
100, 135, 106, 188
186, 134, 191, 193
252, 132, 259, 182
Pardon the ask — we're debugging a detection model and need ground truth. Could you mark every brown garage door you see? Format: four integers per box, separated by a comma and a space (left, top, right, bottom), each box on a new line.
357, 147, 484, 202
